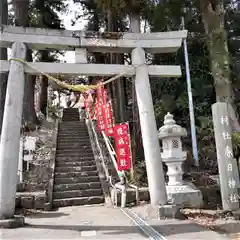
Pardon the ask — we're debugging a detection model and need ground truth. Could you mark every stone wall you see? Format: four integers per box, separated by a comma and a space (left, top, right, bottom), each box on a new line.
16, 120, 58, 209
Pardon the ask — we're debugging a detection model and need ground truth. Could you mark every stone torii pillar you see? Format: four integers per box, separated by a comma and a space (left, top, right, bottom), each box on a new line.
131, 47, 167, 205
0, 42, 26, 224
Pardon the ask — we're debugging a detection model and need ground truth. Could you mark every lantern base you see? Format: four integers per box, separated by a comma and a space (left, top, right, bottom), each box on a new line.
166, 181, 203, 208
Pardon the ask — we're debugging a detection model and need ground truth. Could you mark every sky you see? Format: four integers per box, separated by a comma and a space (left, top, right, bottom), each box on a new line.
58, 1, 88, 63
7, 0, 87, 62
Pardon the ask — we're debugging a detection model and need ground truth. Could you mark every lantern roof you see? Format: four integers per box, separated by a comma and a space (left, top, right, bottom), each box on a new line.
158, 112, 187, 139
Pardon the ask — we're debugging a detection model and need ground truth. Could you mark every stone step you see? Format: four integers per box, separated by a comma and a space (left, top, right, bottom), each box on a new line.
55, 171, 99, 178
58, 127, 88, 131
57, 135, 89, 139
56, 154, 94, 160
57, 134, 89, 138
56, 152, 94, 157
54, 176, 100, 184
62, 111, 79, 114
59, 123, 86, 126
62, 113, 79, 115
53, 189, 102, 199
58, 132, 88, 135
58, 126, 88, 132
59, 127, 86, 130
56, 141, 90, 145
62, 110, 79, 113
58, 129, 88, 133
56, 146, 93, 153
57, 140, 91, 144
56, 145, 92, 150
63, 108, 79, 111
55, 165, 97, 173
57, 136, 90, 141
55, 156, 94, 162
55, 152, 93, 157
54, 182, 101, 192
62, 114, 79, 116
62, 113, 79, 119
55, 160, 96, 167
62, 118, 80, 122
52, 196, 104, 208
56, 144, 91, 149
57, 141, 90, 146
57, 137, 90, 141
59, 123, 86, 127
56, 148, 93, 154
62, 116, 80, 119
59, 120, 86, 126
58, 131, 88, 135
61, 119, 80, 121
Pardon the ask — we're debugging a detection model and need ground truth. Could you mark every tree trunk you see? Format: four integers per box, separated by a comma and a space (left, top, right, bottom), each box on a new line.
107, 10, 119, 121
36, 75, 48, 116
39, 76, 48, 116
23, 51, 38, 129
107, 10, 126, 123
38, 50, 49, 116
129, 12, 143, 181
200, 0, 233, 103
13, 0, 38, 130
0, 0, 8, 134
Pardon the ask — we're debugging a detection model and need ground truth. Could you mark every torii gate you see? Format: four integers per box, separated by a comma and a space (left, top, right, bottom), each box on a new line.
0, 25, 187, 220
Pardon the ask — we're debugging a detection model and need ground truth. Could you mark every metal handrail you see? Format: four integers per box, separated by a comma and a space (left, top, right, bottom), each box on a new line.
101, 131, 124, 178
86, 112, 109, 181
86, 112, 139, 207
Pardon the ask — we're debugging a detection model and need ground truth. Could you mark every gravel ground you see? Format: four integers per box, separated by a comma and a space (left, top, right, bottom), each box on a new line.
182, 209, 240, 239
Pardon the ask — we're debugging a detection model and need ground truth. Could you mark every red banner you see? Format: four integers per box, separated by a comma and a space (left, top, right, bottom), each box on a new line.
85, 101, 94, 119
96, 101, 105, 132
114, 123, 132, 171
96, 83, 107, 132
103, 101, 114, 136
96, 83, 106, 105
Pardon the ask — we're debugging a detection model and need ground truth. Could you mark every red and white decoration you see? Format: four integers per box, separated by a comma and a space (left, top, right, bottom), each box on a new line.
103, 101, 114, 136
114, 123, 132, 171
96, 83, 106, 132
94, 82, 131, 171
84, 93, 94, 119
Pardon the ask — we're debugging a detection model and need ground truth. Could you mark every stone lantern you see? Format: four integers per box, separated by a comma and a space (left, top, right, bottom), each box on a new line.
158, 112, 187, 186
158, 112, 203, 208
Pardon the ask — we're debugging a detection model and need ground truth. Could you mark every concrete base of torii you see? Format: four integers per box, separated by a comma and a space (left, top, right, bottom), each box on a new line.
0, 216, 25, 229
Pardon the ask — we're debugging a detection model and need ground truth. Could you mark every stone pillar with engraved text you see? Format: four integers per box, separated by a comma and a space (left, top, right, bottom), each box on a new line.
212, 102, 240, 211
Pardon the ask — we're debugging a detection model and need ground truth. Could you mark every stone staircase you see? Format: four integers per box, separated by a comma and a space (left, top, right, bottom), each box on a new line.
52, 108, 105, 208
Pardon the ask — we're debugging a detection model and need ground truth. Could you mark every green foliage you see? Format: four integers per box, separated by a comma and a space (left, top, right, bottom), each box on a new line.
94, 0, 153, 14
232, 132, 240, 157
29, 0, 67, 28
70, 1, 239, 178
47, 104, 62, 120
